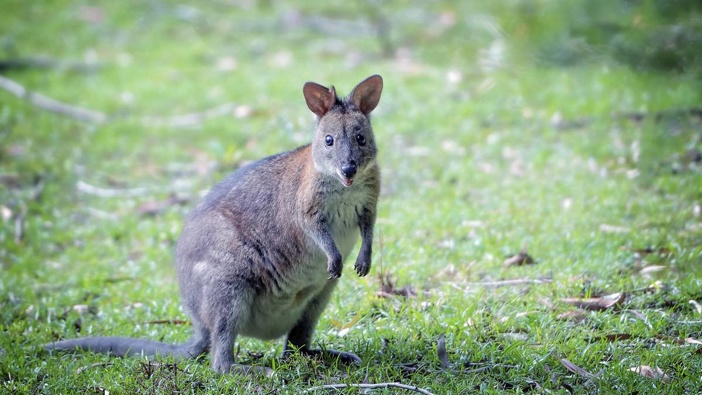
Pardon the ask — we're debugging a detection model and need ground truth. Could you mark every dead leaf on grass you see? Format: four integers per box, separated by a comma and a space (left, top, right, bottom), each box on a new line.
639, 265, 668, 275
689, 300, 702, 314
560, 358, 601, 379
560, 292, 626, 311
503, 248, 535, 267
631, 281, 667, 294
602, 333, 634, 342
376, 273, 416, 298
653, 335, 702, 348
623, 246, 673, 257
329, 314, 361, 330
629, 365, 671, 382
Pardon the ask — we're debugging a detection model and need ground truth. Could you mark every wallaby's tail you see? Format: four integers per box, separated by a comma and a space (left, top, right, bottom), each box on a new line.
44, 336, 206, 360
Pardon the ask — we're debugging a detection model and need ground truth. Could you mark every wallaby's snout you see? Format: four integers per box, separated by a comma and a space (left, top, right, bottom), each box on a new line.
341, 160, 357, 181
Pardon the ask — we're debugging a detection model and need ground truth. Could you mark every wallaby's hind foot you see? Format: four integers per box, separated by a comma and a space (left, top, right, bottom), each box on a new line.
282, 347, 361, 365
303, 348, 362, 365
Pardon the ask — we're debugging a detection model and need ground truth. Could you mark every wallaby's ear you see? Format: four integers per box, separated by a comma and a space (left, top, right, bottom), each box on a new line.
303, 82, 337, 118
351, 75, 383, 115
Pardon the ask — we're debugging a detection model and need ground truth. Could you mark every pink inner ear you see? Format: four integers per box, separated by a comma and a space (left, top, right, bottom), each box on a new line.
353, 75, 383, 115
304, 82, 335, 117
323, 86, 336, 112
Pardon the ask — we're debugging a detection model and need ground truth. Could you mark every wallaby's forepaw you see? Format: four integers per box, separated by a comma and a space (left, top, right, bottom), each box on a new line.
327, 254, 343, 279
354, 249, 372, 277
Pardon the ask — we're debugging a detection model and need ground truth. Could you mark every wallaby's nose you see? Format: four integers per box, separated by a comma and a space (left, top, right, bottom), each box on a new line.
341, 161, 357, 178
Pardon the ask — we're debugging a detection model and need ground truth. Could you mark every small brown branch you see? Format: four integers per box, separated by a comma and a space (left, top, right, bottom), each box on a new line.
0, 56, 101, 73
0, 74, 236, 127
461, 278, 552, 287
142, 319, 189, 325
76, 180, 152, 198
140, 102, 236, 128
304, 382, 434, 395
0, 74, 107, 123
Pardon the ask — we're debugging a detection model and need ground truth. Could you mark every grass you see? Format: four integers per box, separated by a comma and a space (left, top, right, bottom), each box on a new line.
2, 0, 702, 394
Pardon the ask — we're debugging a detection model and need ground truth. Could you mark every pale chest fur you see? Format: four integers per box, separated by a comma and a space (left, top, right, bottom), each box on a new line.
240, 177, 375, 340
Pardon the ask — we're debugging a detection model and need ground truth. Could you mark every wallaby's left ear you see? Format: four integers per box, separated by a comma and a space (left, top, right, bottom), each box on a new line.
304, 82, 337, 118
351, 75, 383, 115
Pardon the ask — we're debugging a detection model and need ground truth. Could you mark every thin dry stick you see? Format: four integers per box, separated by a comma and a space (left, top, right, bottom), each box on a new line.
0, 74, 237, 127
304, 382, 434, 395
0, 74, 107, 123
461, 278, 552, 287
76, 180, 152, 198
140, 102, 237, 128
0, 56, 101, 72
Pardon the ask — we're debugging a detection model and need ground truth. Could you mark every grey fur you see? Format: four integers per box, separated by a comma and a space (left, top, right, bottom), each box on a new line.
44, 75, 384, 374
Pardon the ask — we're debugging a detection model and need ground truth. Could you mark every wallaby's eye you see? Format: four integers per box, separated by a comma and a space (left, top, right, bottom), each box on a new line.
356, 134, 366, 146
325, 135, 334, 146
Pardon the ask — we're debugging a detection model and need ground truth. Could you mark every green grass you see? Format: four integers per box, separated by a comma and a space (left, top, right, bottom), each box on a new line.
2, 1, 702, 394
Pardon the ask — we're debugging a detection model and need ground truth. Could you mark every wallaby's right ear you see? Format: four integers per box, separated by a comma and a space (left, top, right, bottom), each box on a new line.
303, 82, 337, 118
351, 75, 383, 115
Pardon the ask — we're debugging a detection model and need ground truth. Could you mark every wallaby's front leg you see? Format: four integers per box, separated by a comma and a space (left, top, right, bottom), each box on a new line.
354, 206, 375, 277
306, 217, 344, 279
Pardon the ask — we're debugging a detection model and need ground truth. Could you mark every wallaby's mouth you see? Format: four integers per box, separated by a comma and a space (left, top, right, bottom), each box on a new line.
336, 171, 354, 187
340, 176, 353, 187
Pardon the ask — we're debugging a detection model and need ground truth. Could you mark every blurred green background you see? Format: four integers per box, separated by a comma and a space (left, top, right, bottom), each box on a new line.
1, 1, 701, 394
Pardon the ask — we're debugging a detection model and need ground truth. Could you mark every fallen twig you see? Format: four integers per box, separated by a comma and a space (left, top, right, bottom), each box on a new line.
461, 278, 552, 287
560, 292, 626, 311
304, 382, 434, 395
0, 74, 237, 127
0, 56, 101, 73
142, 319, 189, 325
560, 358, 602, 379
140, 102, 237, 128
76, 180, 152, 198
0, 74, 108, 123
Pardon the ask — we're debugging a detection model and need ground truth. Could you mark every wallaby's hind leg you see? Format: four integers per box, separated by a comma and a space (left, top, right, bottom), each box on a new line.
283, 280, 361, 364
205, 281, 271, 375
182, 318, 210, 358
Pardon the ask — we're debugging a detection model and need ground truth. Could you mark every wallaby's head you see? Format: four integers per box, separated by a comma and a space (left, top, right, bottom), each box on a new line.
303, 75, 383, 187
